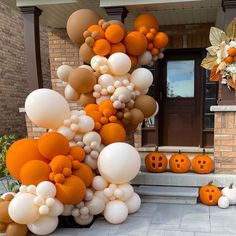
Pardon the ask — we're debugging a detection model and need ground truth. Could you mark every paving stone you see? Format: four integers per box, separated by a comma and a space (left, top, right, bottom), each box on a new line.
209, 205, 236, 216
180, 220, 210, 232
149, 223, 180, 231
146, 229, 164, 236
211, 226, 236, 234
152, 204, 184, 225
195, 233, 236, 236
131, 203, 158, 217
181, 204, 209, 221
163, 231, 194, 236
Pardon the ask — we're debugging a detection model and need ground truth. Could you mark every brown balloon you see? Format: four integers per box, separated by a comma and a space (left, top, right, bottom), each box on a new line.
125, 123, 138, 134
134, 95, 157, 118
6, 223, 28, 236
0, 222, 6, 233
79, 93, 96, 106
68, 68, 96, 94
0, 201, 12, 223
79, 43, 96, 64
130, 108, 144, 125
66, 9, 100, 45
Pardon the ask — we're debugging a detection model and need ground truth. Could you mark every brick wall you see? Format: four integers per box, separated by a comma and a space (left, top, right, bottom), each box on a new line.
0, 2, 51, 138
214, 111, 236, 174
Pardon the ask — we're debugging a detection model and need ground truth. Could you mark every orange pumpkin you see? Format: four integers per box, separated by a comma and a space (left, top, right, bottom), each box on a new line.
199, 181, 221, 206
192, 150, 214, 174
145, 146, 167, 173
169, 151, 190, 173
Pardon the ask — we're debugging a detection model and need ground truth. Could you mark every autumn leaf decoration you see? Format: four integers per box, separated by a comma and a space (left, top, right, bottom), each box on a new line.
201, 17, 236, 89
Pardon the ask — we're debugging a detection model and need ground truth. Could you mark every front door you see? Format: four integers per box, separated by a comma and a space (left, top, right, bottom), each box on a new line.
159, 49, 204, 146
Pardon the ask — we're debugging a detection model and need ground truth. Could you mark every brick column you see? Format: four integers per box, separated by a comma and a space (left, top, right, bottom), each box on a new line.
104, 6, 128, 23
211, 106, 236, 174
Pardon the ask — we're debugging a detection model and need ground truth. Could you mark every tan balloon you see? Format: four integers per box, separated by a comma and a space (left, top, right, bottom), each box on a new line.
79, 43, 96, 64
134, 95, 156, 118
130, 108, 144, 125
125, 123, 138, 134
6, 223, 28, 236
68, 68, 96, 94
0, 201, 12, 223
66, 9, 100, 45
79, 93, 96, 106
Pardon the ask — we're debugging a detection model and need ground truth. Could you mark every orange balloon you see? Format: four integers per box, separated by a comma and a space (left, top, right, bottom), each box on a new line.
84, 104, 99, 113
98, 100, 115, 116
6, 138, 48, 180
55, 175, 86, 204
153, 32, 169, 49
93, 38, 111, 56
49, 155, 72, 174
73, 163, 94, 187
129, 55, 138, 67
134, 13, 159, 32
38, 132, 70, 161
124, 31, 148, 56
20, 160, 50, 186
105, 24, 125, 44
69, 146, 85, 162
88, 25, 104, 39
110, 43, 126, 55
87, 110, 103, 122
99, 123, 126, 145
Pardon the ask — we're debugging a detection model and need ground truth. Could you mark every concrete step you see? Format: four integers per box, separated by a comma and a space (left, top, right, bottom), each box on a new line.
135, 185, 199, 204
132, 171, 236, 188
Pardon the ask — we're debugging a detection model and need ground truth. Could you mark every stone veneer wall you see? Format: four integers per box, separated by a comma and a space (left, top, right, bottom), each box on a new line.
0, 2, 51, 138
211, 106, 236, 174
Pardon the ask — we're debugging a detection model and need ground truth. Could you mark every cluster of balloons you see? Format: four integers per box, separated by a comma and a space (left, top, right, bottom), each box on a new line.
66, 9, 168, 67
2, 8, 168, 236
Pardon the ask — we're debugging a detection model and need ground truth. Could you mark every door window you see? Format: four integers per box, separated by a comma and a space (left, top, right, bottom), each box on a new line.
167, 60, 195, 98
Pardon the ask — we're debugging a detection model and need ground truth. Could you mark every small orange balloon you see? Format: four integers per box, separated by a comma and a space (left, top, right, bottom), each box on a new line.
99, 123, 126, 145
93, 38, 111, 56
38, 132, 70, 161
151, 48, 159, 56
153, 32, 169, 49
105, 24, 125, 44
73, 163, 94, 187
88, 25, 104, 39
69, 146, 85, 162
129, 55, 138, 67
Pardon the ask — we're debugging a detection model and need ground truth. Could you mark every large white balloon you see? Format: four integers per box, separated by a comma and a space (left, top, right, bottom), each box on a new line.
108, 53, 131, 76
98, 143, 141, 184
104, 200, 128, 224
130, 68, 153, 90
9, 193, 40, 224
36, 181, 56, 198
125, 193, 141, 214
25, 89, 70, 129
27, 216, 58, 235
57, 65, 73, 82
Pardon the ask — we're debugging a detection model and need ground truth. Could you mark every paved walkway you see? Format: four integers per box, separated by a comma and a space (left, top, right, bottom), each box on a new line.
41, 203, 236, 236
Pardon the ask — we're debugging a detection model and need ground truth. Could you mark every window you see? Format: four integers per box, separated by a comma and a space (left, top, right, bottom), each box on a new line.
167, 60, 195, 98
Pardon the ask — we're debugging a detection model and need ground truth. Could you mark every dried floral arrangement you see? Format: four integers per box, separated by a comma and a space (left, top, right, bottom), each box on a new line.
201, 17, 236, 89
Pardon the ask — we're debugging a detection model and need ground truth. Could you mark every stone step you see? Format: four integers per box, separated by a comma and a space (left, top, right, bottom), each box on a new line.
132, 171, 236, 188
135, 185, 199, 204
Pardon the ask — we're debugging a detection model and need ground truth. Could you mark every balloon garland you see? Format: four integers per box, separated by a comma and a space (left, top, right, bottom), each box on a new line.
1, 9, 168, 235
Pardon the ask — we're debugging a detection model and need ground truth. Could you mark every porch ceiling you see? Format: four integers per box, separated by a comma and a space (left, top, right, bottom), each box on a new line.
2, 0, 225, 29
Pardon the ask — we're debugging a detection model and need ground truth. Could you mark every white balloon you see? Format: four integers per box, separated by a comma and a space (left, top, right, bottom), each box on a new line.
25, 89, 70, 129
65, 84, 79, 101
92, 176, 108, 191
98, 143, 141, 184
39, 205, 49, 215
85, 196, 105, 215
96, 95, 111, 105
85, 189, 94, 201
125, 193, 141, 214
61, 204, 74, 216
57, 65, 73, 82
27, 216, 58, 235
108, 53, 131, 76
77, 115, 94, 133
9, 193, 40, 224
104, 200, 128, 224
48, 199, 64, 217
57, 126, 75, 140
113, 87, 131, 103
36, 181, 56, 198
94, 190, 109, 204
83, 132, 101, 146
152, 102, 159, 117
84, 155, 97, 170
138, 51, 152, 66
117, 184, 134, 201
98, 74, 115, 88
130, 68, 153, 90
74, 214, 94, 225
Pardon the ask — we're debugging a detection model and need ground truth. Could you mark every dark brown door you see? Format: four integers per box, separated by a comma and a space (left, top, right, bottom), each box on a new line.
159, 49, 204, 146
